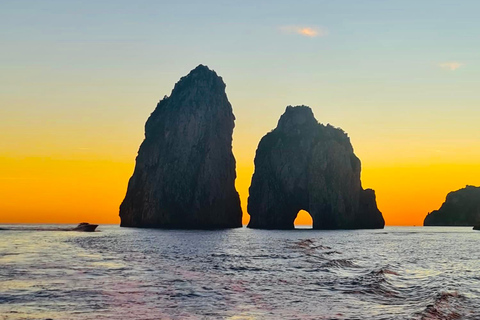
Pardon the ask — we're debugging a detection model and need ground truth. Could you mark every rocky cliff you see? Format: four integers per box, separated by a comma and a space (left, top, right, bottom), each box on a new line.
120, 65, 242, 228
424, 185, 480, 226
247, 106, 384, 229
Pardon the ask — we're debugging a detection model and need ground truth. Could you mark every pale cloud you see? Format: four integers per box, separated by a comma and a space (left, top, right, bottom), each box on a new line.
439, 62, 464, 71
280, 25, 328, 38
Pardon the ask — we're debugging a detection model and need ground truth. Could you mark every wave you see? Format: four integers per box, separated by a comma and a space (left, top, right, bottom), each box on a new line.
341, 267, 403, 302
416, 291, 469, 320
321, 259, 359, 269
293, 239, 332, 250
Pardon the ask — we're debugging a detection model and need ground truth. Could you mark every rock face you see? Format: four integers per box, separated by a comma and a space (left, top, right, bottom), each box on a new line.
247, 106, 384, 229
120, 65, 242, 229
424, 185, 480, 226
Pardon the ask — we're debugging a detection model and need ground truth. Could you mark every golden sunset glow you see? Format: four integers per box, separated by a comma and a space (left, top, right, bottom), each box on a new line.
0, 156, 131, 224
2, 151, 478, 226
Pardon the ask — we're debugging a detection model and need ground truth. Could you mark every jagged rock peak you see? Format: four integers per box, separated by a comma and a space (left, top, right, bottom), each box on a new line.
276, 105, 353, 152
171, 64, 226, 94
277, 105, 318, 132
247, 105, 384, 230
120, 65, 242, 229
424, 185, 480, 226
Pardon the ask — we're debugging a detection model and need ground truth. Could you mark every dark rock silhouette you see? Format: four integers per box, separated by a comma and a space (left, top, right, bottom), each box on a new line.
120, 65, 242, 229
424, 185, 480, 226
474, 224, 480, 231
247, 106, 384, 229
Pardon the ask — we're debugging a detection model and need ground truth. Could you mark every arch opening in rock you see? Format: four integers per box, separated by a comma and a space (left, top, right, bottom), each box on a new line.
294, 210, 313, 229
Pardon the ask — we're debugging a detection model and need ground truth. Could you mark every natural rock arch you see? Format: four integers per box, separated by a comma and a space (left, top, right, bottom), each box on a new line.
247, 106, 384, 230
294, 210, 314, 228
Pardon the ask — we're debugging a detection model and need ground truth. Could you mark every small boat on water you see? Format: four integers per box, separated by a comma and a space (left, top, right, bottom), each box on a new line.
72, 222, 98, 232
0, 223, 98, 232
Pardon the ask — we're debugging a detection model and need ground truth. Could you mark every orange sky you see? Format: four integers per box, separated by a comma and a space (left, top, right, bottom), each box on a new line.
1, 154, 479, 226
1, 78, 479, 226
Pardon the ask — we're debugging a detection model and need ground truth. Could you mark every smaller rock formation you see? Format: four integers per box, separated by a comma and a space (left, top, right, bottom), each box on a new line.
247, 105, 384, 230
474, 224, 480, 231
424, 185, 480, 226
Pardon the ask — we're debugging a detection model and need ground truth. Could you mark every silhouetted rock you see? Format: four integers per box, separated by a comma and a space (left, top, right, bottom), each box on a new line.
424, 185, 480, 226
474, 224, 480, 231
120, 65, 242, 229
247, 106, 384, 230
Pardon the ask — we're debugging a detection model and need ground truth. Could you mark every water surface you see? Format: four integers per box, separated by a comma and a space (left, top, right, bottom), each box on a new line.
1, 225, 479, 319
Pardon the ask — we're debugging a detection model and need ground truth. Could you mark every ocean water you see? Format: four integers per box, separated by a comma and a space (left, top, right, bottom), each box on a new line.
0, 225, 479, 320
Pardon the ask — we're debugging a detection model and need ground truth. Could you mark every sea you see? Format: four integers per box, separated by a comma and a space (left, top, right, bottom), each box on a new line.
0, 225, 479, 320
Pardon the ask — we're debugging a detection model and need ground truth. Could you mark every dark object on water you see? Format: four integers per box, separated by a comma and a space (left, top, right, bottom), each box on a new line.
424, 185, 480, 226
72, 222, 98, 232
0, 223, 98, 232
120, 65, 242, 229
474, 224, 480, 231
247, 106, 384, 230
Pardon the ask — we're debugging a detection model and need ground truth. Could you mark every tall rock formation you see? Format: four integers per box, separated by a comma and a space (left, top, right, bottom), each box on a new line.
424, 185, 480, 226
247, 106, 384, 230
120, 65, 242, 228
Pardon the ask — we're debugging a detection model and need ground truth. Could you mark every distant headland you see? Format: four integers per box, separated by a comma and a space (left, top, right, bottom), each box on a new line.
424, 185, 480, 227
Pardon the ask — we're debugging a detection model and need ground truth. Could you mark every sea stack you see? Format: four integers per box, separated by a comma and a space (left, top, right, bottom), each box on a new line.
120, 65, 242, 229
424, 185, 480, 226
247, 106, 384, 230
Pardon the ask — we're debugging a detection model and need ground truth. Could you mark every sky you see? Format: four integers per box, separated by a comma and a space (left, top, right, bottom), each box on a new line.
1, 0, 479, 225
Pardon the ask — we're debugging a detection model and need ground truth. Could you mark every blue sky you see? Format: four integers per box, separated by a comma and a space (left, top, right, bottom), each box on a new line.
2, 1, 479, 162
